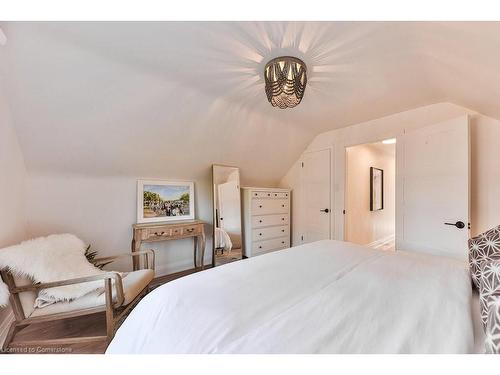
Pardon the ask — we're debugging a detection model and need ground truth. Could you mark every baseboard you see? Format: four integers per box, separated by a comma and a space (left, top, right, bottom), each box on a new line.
366, 234, 395, 249
0, 309, 14, 348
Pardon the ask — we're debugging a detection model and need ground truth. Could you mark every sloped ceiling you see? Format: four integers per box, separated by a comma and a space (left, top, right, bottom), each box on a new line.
1, 22, 500, 185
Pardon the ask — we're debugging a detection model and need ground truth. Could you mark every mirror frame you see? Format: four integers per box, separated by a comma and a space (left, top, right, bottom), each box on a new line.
211, 164, 243, 267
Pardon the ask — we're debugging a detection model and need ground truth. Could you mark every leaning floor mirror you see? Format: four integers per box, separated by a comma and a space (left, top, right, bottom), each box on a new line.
212, 164, 243, 267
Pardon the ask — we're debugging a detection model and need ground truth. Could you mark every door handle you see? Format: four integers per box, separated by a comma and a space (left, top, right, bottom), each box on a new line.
320, 208, 330, 213
444, 221, 465, 229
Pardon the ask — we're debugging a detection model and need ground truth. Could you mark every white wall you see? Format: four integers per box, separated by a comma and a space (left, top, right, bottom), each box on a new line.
0, 81, 27, 345
345, 143, 395, 246
26, 167, 272, 276
27, 172, 215, 276
470, 115, 500, 236
281, 102, 500, 243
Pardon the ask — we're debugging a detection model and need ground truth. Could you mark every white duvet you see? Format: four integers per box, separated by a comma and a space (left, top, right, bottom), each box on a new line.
107, 240, 474, 354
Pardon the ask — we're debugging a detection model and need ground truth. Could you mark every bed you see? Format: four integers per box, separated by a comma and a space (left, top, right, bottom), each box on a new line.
106, 240, 477, 354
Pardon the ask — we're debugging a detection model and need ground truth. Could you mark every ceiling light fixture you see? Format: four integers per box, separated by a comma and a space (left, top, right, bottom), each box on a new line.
382, 138, 397, 144
265, 56, 307, 109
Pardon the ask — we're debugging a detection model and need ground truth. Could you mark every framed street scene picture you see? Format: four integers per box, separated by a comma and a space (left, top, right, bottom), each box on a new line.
137, 180, 195, 223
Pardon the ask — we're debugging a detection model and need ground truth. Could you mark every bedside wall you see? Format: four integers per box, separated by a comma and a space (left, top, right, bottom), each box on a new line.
0, 80, 27, 346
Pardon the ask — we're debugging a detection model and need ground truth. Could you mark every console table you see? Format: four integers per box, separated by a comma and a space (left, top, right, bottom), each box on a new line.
131, 220, 206, 272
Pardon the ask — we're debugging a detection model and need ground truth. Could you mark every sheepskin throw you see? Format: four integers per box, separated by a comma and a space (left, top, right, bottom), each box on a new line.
0, 234, 107, 308
469, 225, 500, 288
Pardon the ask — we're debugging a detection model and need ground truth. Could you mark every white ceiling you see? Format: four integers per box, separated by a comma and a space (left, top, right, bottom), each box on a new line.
1, 22, 500, 185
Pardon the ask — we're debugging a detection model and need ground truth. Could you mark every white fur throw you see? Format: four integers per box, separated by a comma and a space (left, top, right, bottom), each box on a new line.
0, 234, 107, 308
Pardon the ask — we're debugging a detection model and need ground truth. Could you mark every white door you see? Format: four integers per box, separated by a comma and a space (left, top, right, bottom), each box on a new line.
218, 180, 242, 248
301, 149, 331, 243
398, 116, 470, 260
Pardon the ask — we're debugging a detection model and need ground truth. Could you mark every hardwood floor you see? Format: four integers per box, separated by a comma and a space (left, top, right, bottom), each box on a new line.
4, 265, 212, 354
8, 312, 108, 354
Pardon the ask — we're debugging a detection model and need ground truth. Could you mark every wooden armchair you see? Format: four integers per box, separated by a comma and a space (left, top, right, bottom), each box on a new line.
0, 249, 155, 351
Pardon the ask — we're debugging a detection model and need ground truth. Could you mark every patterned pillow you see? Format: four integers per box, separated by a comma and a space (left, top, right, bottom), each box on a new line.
479, 260, 500, 327
469, 225, 500, 288
485, 295, 500, 354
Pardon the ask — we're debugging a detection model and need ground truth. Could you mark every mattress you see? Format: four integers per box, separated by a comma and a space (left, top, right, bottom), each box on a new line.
107, 240, 475, 354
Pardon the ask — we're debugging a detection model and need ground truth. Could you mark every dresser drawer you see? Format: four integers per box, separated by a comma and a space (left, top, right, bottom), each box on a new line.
251, 199, 288, 215
271, 191, 289, 199
252, 225, 289, 241
252, 237, 290, 255
170, 226, 182, 236
182, 225, 201, 236
251, 191, 290, 199
251, 191, 274, 198
145, 228, 171, 240
252, 214, 289, 228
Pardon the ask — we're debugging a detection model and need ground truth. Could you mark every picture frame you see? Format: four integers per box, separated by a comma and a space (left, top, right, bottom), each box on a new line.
370, 167, 384, 211
137, 179, 195, 223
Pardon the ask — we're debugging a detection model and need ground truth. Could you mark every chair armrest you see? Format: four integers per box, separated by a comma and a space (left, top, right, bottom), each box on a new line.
93, 249, 155, 271
11, 272, 125, 308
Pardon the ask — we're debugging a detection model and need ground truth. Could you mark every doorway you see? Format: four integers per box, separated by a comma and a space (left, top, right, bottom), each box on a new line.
344, 140, 396, 251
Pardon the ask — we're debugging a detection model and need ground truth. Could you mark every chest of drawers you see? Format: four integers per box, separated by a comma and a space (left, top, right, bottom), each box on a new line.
242, 187, 291, 258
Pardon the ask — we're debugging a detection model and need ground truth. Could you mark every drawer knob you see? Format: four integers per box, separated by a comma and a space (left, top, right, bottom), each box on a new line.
259, 205, 262, 208
259, 246, 262, 249
281, 241, 285, 244
154, 231, 165, 236
275, 194, 277, 196
259, 220, 262, 223
259, 233, 262, 236
281, 230, 285, 232
281, 218, 284, 221
282, 205, 285, 207
267, 193, 270, 196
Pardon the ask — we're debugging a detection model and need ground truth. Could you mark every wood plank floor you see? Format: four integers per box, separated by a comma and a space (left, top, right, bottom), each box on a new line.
5, 266, 212, 354
9, 312, 108, 354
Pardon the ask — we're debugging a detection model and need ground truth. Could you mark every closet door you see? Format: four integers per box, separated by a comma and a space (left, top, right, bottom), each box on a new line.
300, 149, 332, 243
397, 115, 470, 260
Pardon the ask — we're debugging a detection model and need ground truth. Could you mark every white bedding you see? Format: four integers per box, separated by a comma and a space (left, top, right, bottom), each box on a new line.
107, 240, 475, 354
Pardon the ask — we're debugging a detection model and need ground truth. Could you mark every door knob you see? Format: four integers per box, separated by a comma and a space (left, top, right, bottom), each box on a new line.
444, 221, 465, 229
320, 208, 330, 213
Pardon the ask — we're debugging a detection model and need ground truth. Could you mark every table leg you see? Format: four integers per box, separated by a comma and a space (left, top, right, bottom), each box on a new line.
199, 232, 206, 270
132, 239, 137, 271
132, 238, 141, 271
193, 236, 198, 269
